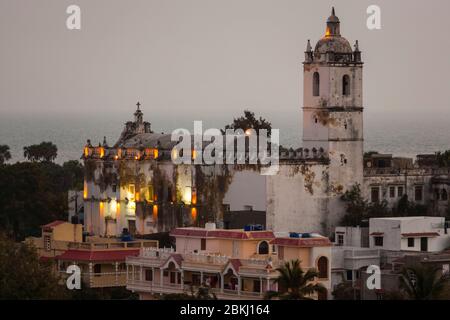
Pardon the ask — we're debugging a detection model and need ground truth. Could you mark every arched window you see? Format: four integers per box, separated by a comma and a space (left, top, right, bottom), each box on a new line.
343, 75, 350, 96
258, 241, 269, 255
442, 189, 448, 201
317, 256, 328, 279
313, 72, 320, 96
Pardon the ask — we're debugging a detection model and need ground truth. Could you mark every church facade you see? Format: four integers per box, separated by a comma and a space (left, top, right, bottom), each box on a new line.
81, 9, 449, 238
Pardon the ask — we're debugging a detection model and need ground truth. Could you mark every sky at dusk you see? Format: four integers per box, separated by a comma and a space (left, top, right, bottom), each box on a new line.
0, 0, 449, 138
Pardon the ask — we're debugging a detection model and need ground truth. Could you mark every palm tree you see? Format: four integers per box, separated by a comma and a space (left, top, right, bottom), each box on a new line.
400, 264, 450, 300
0, 145, 11, 164
266, 259, 326, 300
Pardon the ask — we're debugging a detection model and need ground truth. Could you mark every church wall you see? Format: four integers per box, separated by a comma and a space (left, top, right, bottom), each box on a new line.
266, 163, 332, 233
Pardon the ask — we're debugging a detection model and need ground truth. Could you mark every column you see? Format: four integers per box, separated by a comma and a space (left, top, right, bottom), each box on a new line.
160, 268, 164, 288
200, 271, 204, 285
266, 278, 270, 292
115, 262, 119, 286
88, 262, 93, 287
259, 277, 263, 295
180, 271, 184, 290
237, 276, 241, 295
220, 273, 224, 293
126, 264, 129, 283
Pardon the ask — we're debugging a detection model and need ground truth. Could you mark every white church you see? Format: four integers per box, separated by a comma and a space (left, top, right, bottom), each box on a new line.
80, 8, 448, 238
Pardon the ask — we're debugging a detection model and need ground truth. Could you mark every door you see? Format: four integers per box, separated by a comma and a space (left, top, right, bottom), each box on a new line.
253, 280, 261, 293
128, 220, 136, 235
420, 237, 428, 252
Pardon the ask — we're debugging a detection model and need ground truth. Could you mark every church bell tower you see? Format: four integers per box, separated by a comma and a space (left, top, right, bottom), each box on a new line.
302, 8, 364, 191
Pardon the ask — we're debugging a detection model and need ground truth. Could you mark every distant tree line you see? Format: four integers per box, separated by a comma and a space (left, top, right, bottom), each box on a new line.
339, 184, 430, 227
0, 142, 83, 240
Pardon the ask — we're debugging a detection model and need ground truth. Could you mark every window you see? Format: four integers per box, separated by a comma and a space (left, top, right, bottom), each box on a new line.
346, 270, 353, 281
371, 187, 380, 203
44, 235, 51, 251
201, 238, 206, 251
408, 238, 415, 248
389, 186, 396, 198
398, 186, 404, 197
337, 234, 344, 246
415, 186, 423, 201
145, 269, 153, 281
272, 244, 277, 254
313, 72, 320, 96
317, 257, 328, 279
94, 264, 102, 276
258, 241, 269, 255
112, 184, 117, 193
435, 189, 440, 201
167, 187, 173, 202
374, 236, 383, 247
442, 189, 448, 201
343, 75, 350, 96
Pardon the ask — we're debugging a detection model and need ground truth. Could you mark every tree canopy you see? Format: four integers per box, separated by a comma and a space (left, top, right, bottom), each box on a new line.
0, 234, 68, 299
0, 145, 11, 165
400, 264, 450, 300
266, 259, 326, 300
223, 110, 272, 136
0, 159, 84, 240
23, 142, 58, 162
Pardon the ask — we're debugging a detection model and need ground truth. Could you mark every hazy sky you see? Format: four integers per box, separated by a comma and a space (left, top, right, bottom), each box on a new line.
1, 0, 449, 126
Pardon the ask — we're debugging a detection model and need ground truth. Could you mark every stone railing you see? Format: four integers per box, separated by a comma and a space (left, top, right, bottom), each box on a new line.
183, 252, 229, 265
344, 249, 380, 259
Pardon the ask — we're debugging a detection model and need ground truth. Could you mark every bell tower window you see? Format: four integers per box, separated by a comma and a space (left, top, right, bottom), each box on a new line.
343, 75, 350, 96
313, 72, 320, 97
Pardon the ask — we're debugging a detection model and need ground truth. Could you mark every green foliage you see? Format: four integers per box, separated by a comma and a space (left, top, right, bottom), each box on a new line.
340, 184, 368, 226
0, 160, 83, 240
0, 234, 68, 299
340, 184, 430, 226
400, 264, 450, 300
23, 142, 58, 162
223, 110, 272, 136
332, 281, 360, 300
266, 259, 326, 300
0, 145, 11, 164
394, 195, 428, 216
436, 150, 450, 167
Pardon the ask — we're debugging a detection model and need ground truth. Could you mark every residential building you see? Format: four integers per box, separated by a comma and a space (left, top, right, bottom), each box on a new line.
369, 217, 450, 252
126, 224, 332, 300
27, 220, 158, 289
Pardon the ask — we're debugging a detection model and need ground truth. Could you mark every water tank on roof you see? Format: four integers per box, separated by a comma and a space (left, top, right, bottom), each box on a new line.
301, 233, 311, 238
205, 222, 216, 231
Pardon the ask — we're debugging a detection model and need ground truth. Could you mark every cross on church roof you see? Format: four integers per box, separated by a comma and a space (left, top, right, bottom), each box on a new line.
136, 101, 141, 110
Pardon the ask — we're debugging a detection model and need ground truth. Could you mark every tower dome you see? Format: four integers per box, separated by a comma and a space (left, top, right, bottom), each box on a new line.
313, 7, 353, 60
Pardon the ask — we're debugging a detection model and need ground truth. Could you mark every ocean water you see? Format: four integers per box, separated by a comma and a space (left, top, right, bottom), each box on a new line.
1, 113, 450, 164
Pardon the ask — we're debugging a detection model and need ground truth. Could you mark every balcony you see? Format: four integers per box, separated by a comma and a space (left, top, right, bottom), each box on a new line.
60, 271, 127, 288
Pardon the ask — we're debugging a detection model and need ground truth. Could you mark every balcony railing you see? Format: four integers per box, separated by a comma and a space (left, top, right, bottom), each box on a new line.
59, 271, 127, 288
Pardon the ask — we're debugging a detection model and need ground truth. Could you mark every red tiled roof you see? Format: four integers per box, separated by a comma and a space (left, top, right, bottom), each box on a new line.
42, 220, 66, 231
162, 253, 184, 268
229, 259, 242, 272
170, 228, 274, 240
370, 232, 384, 236
401, 232, 440, 238
56, 249, 140, 262
270, 237, 331, 247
